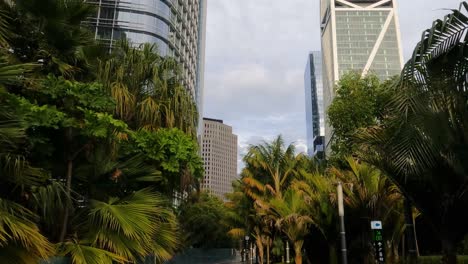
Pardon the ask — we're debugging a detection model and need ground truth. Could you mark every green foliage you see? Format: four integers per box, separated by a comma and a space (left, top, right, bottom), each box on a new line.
5, 0, 104, 79
0, 0, 194, 262
81, 188, 178, 263
131, 128, 203, 193
327, 71, 395, 162
97, 40, 198, 135
178, 192, 233, 248
0, 199, 55, 262
356, 3, 468, 263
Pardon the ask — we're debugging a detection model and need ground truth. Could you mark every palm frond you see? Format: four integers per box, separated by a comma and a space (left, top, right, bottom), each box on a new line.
402, 2, 468, 84
0, 199, 55, 261
58, 239, 127, 264
0, 61, 37, 86
87, 188, 178, 261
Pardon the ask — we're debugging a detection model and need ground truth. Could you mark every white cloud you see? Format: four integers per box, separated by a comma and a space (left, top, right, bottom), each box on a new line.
204, 0, 463, 172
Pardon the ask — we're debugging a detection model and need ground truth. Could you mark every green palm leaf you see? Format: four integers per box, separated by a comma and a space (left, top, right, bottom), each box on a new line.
86, 188, 178, 262
58, 239, 127, 264
0, 199, 55, 261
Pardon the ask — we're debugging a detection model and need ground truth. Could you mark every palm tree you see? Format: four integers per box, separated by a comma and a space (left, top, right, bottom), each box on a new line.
52, 189, 178, 264
225, 180, 274, 264
331, 158, 403, 263
242, 136, 297, 199
239, 136, 299, 262
357, 3, 468, 263
260, 190, 313, 264
97, 40, 198, 136
0, 94, 55, 262
293, 169, 340, 263
3, 0, 104, 79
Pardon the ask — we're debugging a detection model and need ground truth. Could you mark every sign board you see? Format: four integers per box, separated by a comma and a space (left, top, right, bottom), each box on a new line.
371, 221, 383, 230
371, 220, 385, 263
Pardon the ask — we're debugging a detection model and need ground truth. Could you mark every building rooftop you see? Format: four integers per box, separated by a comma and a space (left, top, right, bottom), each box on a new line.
203, 117, 224, 124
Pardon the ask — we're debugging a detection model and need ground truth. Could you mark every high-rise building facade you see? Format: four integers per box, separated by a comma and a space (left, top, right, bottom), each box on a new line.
304, 51, 325, 158
200, 118, 238, 200
320, 0, 404, 150
86, 0, 207, 121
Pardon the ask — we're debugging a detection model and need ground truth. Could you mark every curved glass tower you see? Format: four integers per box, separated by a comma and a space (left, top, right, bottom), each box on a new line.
87, 0, 207, 121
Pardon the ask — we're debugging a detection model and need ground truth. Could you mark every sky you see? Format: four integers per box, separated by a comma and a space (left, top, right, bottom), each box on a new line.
202, 0, 463, 172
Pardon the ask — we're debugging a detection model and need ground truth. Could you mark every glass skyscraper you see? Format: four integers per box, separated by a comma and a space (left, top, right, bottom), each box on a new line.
320, 0, 404, 152
304, 52, 325, 158
86, 0, 207, 125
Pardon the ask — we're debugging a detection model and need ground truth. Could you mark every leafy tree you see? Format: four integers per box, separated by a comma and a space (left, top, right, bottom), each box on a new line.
130, 128, 203, 198
178, 192, 232, 248
327, 72, 394, 162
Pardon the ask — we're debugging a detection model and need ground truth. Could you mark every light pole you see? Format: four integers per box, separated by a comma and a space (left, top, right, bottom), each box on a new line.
250, 242, 254, 264
337, 182, 348, 264
245, 236, 250, 263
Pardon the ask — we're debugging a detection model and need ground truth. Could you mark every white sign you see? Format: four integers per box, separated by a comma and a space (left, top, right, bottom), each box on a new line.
371, 221, 383, 230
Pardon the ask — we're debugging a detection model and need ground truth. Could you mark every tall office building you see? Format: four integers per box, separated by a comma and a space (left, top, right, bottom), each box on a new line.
320, 0, 404, 150
304, 51, 325, 158
86, 0, 207, 123
200, 118, 238, 200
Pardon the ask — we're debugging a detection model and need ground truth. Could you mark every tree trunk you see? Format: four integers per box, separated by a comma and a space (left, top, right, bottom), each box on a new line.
59, 158, 73, 242
441, 238, 457, 264
404, 198, 417, 264
59, 127, 73, 242
266, 237, 270, 264
294, 243, 302, 264
255, 237, 264, 264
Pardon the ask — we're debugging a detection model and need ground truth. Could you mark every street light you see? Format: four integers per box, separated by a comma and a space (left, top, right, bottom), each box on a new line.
337, 182, 348, 264
244, 236, 250, 263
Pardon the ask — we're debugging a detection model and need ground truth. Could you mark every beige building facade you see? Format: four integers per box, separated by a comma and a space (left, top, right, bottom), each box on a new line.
200, 118, 238, 199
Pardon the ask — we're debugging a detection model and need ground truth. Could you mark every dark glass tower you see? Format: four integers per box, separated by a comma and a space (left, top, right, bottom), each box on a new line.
304, 51, 325, 159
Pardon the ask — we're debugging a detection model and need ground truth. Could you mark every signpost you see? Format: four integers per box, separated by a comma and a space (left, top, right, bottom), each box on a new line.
371, 221, 385, 263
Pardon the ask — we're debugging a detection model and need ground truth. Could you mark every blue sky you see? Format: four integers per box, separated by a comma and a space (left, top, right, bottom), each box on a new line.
202, 0, 463, 171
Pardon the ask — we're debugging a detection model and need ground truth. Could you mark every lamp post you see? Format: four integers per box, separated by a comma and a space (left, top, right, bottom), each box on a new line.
337, 182, 348, 264
250, 242, 254, 264
244, 236, 250, 263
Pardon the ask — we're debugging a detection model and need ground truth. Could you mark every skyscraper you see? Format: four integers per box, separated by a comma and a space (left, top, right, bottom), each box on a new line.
304, 51, 325, 159
200, 118, 238, 200
86, 0, 207, 122
320, 0, 404, 150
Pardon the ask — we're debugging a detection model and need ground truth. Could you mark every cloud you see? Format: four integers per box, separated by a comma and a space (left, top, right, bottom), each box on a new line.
204, 0, 463, 172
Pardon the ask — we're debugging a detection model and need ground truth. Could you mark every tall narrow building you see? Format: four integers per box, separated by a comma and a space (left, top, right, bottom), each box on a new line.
86, 0, 207, 125
304, 51, 325, 159
200, 118, 238, 200
320, 0, 404, 150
